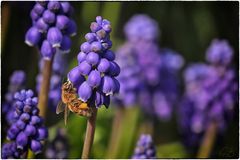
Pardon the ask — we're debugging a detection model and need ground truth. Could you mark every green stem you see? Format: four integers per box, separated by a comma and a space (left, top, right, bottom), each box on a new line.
27, 149, 34, 159
38, 58, 53, 118
197, 120, 217, 158
106, 107, 125, 158
81, 107, 98, 159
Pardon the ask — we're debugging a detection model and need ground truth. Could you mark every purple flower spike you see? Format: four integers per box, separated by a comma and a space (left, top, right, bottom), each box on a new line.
42, 10, 55, 24
78, 61, 92, 76
132, 134, 156, 159
26, 1, 76, 59
41, 40, 56, 60
78, 82, 92, 102
80, 42, 91, 53
30, 140, 42, 154
67, 16, 120, 110
16, 132, 28, 149
60, 36, 72, 53
68, 66, 85, 87
97, 58, 110, 73
25, 27, 41, 46
87, 70, 101, 88
86, 52, 100, 66
77, 52, 87, 63
36, 18, 49, 33
47, 27, 63, 48
56, 15, 70, 30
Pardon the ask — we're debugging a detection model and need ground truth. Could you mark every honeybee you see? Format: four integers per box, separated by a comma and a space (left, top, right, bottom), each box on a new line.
56, 80, 93, 125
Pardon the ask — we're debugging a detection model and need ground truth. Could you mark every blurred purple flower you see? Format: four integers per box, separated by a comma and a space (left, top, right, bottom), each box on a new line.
132, 134, 156, 159
2, 89, 48, 158
25, 1, 76, 59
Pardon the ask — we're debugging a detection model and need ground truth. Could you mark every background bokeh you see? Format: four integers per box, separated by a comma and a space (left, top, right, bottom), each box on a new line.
1, 1, 239, 158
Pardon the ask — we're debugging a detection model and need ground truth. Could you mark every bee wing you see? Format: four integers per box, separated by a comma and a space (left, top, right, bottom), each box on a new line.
64, 106, 70, 125
56, 101, 65, 114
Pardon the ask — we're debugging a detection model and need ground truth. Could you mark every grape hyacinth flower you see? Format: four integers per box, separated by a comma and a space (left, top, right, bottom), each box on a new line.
68, 16, 120, 109
36, 52, 68, 111
124, 14, 159, 43
2, 89, 48, 158
25, 1, 76, 59
132, 134, 156, 159
178, 39, 237, 151
45, 128, 69, 159
2, 70, 26, 125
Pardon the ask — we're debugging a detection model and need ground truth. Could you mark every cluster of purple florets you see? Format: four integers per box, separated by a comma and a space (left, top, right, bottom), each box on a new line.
3, 70, 26, 125
36, 52, 68, 111
25, 1, 76, 59
115, 14, 184, 120
178, 39, 237, 148
45, 128, 69, 159
132, 134, 156, 159
67, 16, 120, 108
2, 89, 48, 158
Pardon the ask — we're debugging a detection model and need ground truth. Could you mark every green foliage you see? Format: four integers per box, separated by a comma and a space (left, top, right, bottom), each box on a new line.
157, 141, 188, 158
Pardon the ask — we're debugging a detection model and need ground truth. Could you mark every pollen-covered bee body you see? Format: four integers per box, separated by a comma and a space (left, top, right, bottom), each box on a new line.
57, 80, 93, 124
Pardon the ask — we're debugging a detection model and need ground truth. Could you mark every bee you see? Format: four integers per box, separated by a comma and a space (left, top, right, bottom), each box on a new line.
56, 80, 93, 125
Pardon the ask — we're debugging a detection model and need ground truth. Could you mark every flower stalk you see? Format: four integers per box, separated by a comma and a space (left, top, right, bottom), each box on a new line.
38, 58, 53, 118
197, 121, 217, 158
81, 107, 98, 159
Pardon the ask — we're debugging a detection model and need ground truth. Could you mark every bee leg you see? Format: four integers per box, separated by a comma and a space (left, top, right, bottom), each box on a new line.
64, 106, 69, 125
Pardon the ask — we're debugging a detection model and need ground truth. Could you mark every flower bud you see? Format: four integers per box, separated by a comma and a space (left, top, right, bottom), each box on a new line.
85, 33, 96, 43
41, 40, 56, 60
86, 52, 100, 66
42, 10, 55, 24
56, 15, 70, 30
97, 58, 110, 73
16, 132, 28, 149
77, 52, 87, 63
20, 113, 30, 122
68, 66, 85, 87
91, 41, 102, 52
30, 140, 42, 154
47, 1, 61, 12
60, 36, 71, 53
96, 29, 106, 39
30, 115, 41, 125
61, 2, 71, 14
101, 76, 115, 95
78, 61, 91, 76
47, 27, 63, 48
90, 22, 101, 32
16, 120, 26, 130
87, 70, 101, 88
80, 42, 91, 53
24, 125, 36, 136
108, 61, 120, 76
96, 16, 102, 25
36, 18, 49, 33
30, 10, 40, 21
26, 89, 34, 98
36, 127, 48, 140
33, 3, 45, 15
65, 20, 77, 36
25, 27, 41, 46
78, 82, 92, 102
103, 50, 115, 61
103, 24, 112, 33
7, 125, 19, 140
